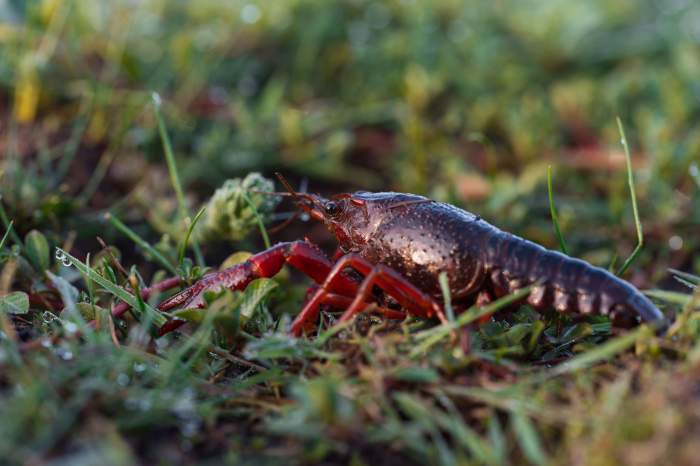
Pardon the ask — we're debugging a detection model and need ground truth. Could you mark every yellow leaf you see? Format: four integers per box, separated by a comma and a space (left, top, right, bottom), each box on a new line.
280, 107, 303, 145
13, 61, 39, 124
40, 0, 61, 24
220, 251, 253, 268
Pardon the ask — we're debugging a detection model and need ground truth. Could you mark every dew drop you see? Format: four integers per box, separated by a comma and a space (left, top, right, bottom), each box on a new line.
63, 321, 79, 334
133, 362, 147, 373
139, 398, 152, 411
669, 235, 683, 251
117, 373, 130, 386
151, 92, 162, 107
690, 163, 700, 187
240, 4, 261, 24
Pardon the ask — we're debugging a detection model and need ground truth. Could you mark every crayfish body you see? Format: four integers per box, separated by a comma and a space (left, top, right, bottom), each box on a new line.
158, 187, 667, 335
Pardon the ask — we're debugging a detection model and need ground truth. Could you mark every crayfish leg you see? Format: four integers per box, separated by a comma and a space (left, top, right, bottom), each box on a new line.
292, 253, 446, 337
157, 241, 358, 334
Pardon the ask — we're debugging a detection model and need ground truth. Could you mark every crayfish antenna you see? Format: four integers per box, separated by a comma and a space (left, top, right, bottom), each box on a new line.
275, 172, 301, 198
266, 210, 303, 234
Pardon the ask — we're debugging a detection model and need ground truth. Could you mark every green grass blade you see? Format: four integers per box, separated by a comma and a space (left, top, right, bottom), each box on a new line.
178, 206, 207, 265
668, 268, 700, 286
410, 287, 532, 357
242, 191, 271, 249
607, 251, 618, 272
0, 200, 22, 248
488, 415, 507, 465
512, 410, 549, 466
57, 248, 167, 326
438, 271, 455, 322
644, 289, 692, 307
152, 93, 204, 265
152, 92, 187, 220
549, 324, 652, 377
547, 165, 568, 255
313, 319, 354, 346
106, 212, 178, 276
0, 220, 14, 250
439, 386, 547, 419
615, 117, 644, 276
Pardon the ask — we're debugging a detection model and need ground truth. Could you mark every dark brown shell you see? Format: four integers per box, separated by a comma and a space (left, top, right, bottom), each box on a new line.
332, 192, 665, 325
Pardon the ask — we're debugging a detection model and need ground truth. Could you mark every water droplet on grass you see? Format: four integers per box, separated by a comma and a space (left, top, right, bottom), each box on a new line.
133, 363, 147, 373
151, 92, 162, 107
669, 235, 683, 251
139, 398, 152, 411
241, 4, 261, 24
63, 321, 78, 334
690, 163, 700, 187
117, 373, 130, 386
54, 248, 72, 267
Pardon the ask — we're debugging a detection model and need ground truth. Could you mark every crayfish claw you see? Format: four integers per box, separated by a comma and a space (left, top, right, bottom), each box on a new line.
157, 282, 208, 312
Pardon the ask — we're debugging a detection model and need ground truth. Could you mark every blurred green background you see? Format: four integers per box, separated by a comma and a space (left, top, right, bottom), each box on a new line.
2, 0, 699, 279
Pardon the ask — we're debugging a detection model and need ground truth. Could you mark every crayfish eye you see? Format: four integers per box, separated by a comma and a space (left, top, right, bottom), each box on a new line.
324, 201, 342, 217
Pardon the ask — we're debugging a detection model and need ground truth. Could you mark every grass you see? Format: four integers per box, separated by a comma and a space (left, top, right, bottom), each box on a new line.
614, 117, 644, 277
546, 166, 568, 255
1, 1, 700, 465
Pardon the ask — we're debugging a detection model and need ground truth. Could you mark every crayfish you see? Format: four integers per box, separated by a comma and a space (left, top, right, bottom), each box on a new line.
157, 175, 667, 336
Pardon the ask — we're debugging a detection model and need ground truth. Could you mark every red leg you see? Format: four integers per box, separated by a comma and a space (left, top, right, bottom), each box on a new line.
338, 259, 446, 324
157, 240, 358, 316
292, 283, 405, 335
332, 248, 345, 261
291, 253, 445, 336
474, 289, 495, 325
318, 293, 406, 320
291, 289, 406, 336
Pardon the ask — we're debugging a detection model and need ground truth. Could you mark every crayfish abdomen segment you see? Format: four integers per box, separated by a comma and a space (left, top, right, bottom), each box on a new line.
482, 235, 665, 325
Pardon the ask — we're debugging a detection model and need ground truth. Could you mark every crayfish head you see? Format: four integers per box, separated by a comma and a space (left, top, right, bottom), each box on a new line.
275, 174, 430, 253
275, 173, 372, 250
316, 192, 431, 253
